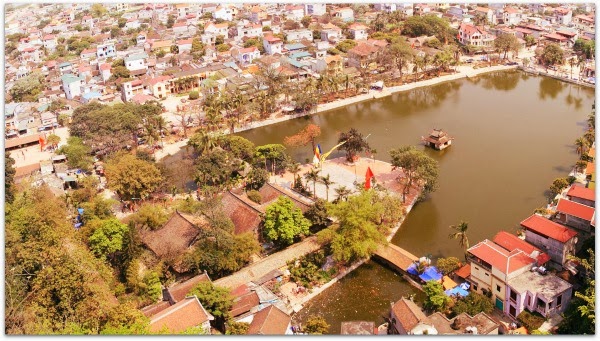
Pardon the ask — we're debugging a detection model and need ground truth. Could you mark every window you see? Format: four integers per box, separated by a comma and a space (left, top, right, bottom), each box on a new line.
485, 272, 490, 277
510, 289, 517, 302
557, 295, 562, 308
496, 285, 501, 292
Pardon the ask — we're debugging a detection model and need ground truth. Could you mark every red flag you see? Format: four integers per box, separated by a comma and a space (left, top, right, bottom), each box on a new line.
39, 136, 45, 151
365, 167, 374, 190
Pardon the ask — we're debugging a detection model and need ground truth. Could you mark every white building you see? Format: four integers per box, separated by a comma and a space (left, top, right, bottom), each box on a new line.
96, 41, 117, 59
285, 29, 313, 43
61, 74, 84, 100
214, 5, 234, 21
305, 3, 326, 16
263, 35, 283, 55
124, 53, 148, 72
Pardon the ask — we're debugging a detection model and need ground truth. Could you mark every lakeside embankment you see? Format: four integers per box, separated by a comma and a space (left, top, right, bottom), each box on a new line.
153, 64, 518, 161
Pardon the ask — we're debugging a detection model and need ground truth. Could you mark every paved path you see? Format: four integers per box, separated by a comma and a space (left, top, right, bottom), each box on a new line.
213, 236, 321, 289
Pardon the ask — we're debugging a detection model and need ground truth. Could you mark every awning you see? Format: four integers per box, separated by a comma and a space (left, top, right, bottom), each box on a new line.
445, 286, 469, 297
419, 266, 442, 282
442, 275, 458, 290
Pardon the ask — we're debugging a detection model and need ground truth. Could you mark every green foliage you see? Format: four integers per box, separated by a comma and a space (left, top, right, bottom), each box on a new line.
255, 144, 288, 174
402, 15, 453, 43
88, 218, 129, 260
245, 167, 268, 191
99, 303, 149, 335
327, 190, 390, 263
436, 257, 461, 275
423, 280, 452, 312
226, 321, 250, 335
127, 204, 168, 230
304, 315, 330, 334
192, 38, 205, 53
57, 136, 94, 171
423, 37, 442, 49
517, 310, 545, 331
557, 297, 595, 334
573, 38, 595, 59
91, 3, 107, 18
243, 37, 265, 54
451, 292, 493, 316
166, 15, 175, 28
189, 90, 199, 100
389, 146, 439, 201
338, 128, 371, 162
216, 44, 230, 52
541, 43, 565, 66
246, 190, 262, 204
218, 135, 255, 162
179, 325, 209, 335
494, 34, 521, 59
524, 35, 536, 47
141, 270, 163, 302
287, 250, 335, 289
335, 39, 357, 53
189, 282, 234, 329
195, 149, 242, 190
548, 177, 570, 199
105, 153, 163, 201
263, 196, 311, 245
117, 17, 127, 28
5, 151, 16, 203
304, 199, 330, 230
9, 72, 45, 102
110, 65, 130, 80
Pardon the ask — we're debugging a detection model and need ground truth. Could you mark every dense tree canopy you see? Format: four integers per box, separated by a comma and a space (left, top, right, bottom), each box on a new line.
389, 146, 439, 202
263, 196, 311, 245
402, 15, 453, 44
494, 34, 520, 60
9, 72, 45, 102
105, 153, 163, 201
541, 43, 564, 67
5, 151, 16, 203
189, 282, 234, 330
451, 292, 493, 316
423, 280, 452, 312
338, 128, 371, 162
57, 136, 94, 171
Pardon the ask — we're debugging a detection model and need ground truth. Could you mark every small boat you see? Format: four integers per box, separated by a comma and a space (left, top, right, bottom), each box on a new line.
421, 128, 454, 150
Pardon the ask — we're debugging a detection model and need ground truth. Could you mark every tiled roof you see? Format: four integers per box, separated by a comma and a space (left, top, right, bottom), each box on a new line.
149, 296, 214, 333
454, 263, 470, 279
99, 63, 111, 71
165, 272, 212, 304
141, 211, 206, 259
544, 33, 569, 41
141, 300, 171, 318
221, 191, 262, 235
348, 42, 380, 57
468, 240, 535, 275
566, 184, 595, 202
230, 291, 260, 317
492, 231, 550, 265
247, 305, 291, 335
391, 298, 429, 332
520, 214, 578, 243
556, 199, 595, 221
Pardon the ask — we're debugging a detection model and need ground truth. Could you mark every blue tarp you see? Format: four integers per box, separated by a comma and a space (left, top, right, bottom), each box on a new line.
460, 282, 470, 290
407, 263, 419, 275
419, 266, 442, 282
77, 208, 84, 215
445, 286, 469, 297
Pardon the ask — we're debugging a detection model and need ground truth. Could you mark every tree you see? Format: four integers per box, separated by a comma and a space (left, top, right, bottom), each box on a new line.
189, 90, 199, 100
46, 134, 61, 149
303, 169, 320, 198
304, 198, 330, 230
402, 15, 452, 44
541, 43, 564, 67
389, 39, 415, 82
304, 315, 330, 334
195, 149, 242, 190
166, 15, 175, 28
57, 136, 94, 171
494, 34, 520, 60
548, 177, 570, 199
338, 128, 371, 162
88, 218, 129, 262
524, 35, 536, 47
189, 282, 234, 331
436, 257, 461, 275
263, 196, 311, 245
117, 17, 127, 28
335, 39, 357, 53
128, 204, 168, 230
255, 144, 288, 174
334, 185, 352, 202
99, 303, 149, 335
451, 292, 494, 316
188, 130, 219, 155
226, 322, 250, 335
9, 72, 45, 102
105, 153, 163, 201
319, 174, 334, 201
575, 137, 590, 156
449, 221, 470, 259
573, 38, 595, 60
5, 152, 16, 204
91, 3, 107, 18
301, 15, 312, 28
283, 123, 322, 153
389, 146, 439, 202
218, 135, 255, 162
423, 280, 451, 312
245, 167, 269, 190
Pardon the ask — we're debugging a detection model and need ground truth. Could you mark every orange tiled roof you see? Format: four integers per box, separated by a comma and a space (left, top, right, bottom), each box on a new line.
520, 214, 578, 242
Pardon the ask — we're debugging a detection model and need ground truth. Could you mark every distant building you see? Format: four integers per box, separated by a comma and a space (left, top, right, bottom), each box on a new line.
148, 296, 214, 334
390, 298, 437, 335
61, 74, 84, 100
506, 270, 572, 318
555, 198, 595, 233
305, 3, 326, 16
263, 35, 283, 55
458, 22, 495, 49
124, 53, 148, 72
96, 41, 116, 59
246, 305, 292, 335
520, 214, 578, 268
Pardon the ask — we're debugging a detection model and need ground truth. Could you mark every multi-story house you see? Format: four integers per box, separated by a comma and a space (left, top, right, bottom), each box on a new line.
390, 298, 437, 334
555, 198, 595, 233
572, 15, 595, 32
204, 22, 229, 38
177, 39, 193, 54
374, 3, 397, 12
214, 5, 235, 21
473, 6, 496, 24
554, 7, 572, 25
58, 61, 73, 75
263, 35, 283, 55
61, 74, 85, 100
305, 3, 326, 16
82, 15, 94, 29
284, 5, 305, 21
502, 7, 522, 26
124, 53, 148, 72
121, 79, 145, 102
19, 47, 43, 64
331, 7, 354, 22
42, 34, 57, 52
234, 46, 261, 66
566, 184, 595, 207
467, 239, 537, 312
506, 270, 572, 318
96, 41, 117, 59
348, 23, 368, 40
144, 75, 172, 99
458, 23, 495, 48
99, 63, 111, 83
347, 42, 382, 70
285, 29, 313, 43
176, 3, 190, 18
237, 23, 263, 39
520, 214, 578, 268
320, 24, 343, 44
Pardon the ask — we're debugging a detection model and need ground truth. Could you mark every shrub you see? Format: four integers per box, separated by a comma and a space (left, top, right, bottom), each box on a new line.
517, 310, 545, 331
189, 90, 199, 100
247, 190, 262, 204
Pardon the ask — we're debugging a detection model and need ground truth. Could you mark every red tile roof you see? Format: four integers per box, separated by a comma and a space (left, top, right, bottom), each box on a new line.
454, 264, 470, 279
492, 231, 550, 265
230, 291, 260, 317
149, 296, 213, 333
141, 300, 171, 318
391, 298, 429, 332
566, 184, 595, 202
468, 240, 535, 275
544, 33, 568, 41
99, 63, 111, 71
520, 214, 578, 243
221, 191, 262, 235
247, 305, 291, 335
557, 198, 595, 221
165, 273, 212, 304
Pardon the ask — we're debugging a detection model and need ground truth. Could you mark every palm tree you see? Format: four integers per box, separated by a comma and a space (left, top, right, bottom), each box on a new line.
449, 221, 470, 259
303, 169, 320, 198
575, 137, 590, 155
287, 162, 301, 180
334, 185, 352, 202
569, 57, 576, 80
319, 174, 334, 201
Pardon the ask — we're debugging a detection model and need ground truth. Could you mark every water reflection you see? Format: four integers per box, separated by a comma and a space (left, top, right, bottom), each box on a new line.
539, 76, 565, 99
480, 70, 521, 91
394, 81, 462, 112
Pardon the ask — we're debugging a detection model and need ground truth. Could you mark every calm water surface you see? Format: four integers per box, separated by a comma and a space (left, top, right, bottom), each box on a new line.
238, 71, 594, 332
